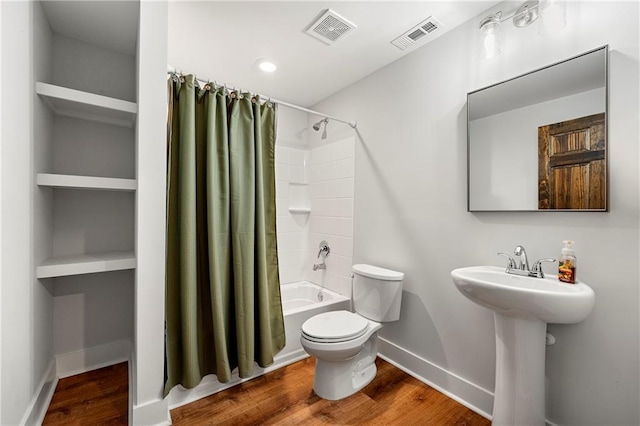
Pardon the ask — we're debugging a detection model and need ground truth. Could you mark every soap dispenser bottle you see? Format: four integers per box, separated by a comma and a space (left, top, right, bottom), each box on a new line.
558, 240, 577, 284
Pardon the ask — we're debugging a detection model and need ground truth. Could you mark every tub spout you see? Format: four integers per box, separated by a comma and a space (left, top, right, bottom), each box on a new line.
313, 263, 326, 271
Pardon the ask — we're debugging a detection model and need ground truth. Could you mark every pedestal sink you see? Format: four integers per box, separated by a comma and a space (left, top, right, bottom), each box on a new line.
451, 266, 595, 426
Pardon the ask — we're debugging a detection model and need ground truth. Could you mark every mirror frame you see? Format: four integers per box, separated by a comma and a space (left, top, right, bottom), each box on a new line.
466, 45, 609, 212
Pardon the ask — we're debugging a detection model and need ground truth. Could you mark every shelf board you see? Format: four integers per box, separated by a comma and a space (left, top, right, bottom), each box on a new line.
37, 173, 137, 192
288, 207, 311, 214
37, 251, 136, 279
36, 82, 137, 128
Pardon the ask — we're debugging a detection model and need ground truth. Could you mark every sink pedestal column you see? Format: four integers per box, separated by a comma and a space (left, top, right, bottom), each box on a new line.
493, 312, 546, 426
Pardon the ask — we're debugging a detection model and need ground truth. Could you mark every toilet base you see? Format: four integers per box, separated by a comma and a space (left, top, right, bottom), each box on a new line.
312, 336, 378, 400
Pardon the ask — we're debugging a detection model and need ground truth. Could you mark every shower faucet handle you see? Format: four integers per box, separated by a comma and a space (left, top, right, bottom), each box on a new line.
317, 240, 330, 258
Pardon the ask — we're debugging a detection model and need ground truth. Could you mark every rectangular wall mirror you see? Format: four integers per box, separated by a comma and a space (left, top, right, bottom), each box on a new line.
467, 46, 608, 212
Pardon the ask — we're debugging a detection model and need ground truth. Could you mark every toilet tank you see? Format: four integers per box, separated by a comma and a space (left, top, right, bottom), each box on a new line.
352, 264, 404, 322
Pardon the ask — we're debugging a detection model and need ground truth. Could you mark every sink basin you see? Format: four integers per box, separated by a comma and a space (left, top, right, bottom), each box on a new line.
451, 265, 595, 323
451, 265, 596, 425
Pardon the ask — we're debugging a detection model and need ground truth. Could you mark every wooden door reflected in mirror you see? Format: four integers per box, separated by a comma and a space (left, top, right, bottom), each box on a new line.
538, 113, 606, 210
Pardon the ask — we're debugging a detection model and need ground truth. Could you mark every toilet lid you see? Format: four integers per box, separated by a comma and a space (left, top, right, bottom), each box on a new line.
301, 310, 369, 342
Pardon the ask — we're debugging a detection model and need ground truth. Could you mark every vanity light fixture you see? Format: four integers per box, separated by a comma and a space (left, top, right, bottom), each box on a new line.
512, 0, 539, 27
479, 0, 566, 59
479, 12, 502, 59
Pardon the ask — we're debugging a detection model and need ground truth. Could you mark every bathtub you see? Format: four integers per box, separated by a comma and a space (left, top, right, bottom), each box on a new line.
168, 281, 350, 409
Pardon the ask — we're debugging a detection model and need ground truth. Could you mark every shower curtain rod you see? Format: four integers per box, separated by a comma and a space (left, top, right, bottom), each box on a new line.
167, 68, 357, 129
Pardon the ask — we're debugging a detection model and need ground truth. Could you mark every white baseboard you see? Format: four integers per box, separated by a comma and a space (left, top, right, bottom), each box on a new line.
132, 398, 170, 426
129, 344, 171, 425
168, 349, 310, 410
377, 337, 494, 420
128, 350, 135, 426
377, 338, 561, 426
20, 359, 58, 426
56, 339, 131, 378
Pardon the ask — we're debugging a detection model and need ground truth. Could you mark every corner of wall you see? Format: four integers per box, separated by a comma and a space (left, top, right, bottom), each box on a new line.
377, 337, 493, 420
134, 0, 169, 415
19, 359, 58, 426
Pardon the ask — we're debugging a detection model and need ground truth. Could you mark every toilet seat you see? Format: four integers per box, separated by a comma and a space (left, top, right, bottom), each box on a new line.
301, 310, 369, 343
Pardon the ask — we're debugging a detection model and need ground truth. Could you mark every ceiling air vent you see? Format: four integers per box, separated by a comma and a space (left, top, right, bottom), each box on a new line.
305, 9, 357, 45
391, 16, 442, 51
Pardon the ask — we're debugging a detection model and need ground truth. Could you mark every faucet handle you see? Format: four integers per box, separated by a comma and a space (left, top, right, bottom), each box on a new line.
317, 240, 330, 258
497, 252, 517, 269
531, 258, 556, 277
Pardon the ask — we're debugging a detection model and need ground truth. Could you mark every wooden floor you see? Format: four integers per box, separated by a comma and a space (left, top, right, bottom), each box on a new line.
43, 362, 128, 425
43, 358, 490, 425
171, 358, 489, 425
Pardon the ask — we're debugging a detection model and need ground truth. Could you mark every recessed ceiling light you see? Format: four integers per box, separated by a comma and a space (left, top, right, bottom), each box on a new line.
257, 60, 277, 73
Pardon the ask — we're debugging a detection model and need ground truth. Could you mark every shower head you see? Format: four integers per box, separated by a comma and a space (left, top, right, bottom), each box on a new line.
312, 118, 328, 131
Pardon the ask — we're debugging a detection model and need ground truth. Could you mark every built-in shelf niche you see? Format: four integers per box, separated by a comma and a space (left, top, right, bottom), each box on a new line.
35, 80, 137, 278
37, 173, 137, 191
36, 82, 137, 128
288, 182, 310, 214
37, 251, 136, 279
288, 207, 311, 214
31, 0, 140, 389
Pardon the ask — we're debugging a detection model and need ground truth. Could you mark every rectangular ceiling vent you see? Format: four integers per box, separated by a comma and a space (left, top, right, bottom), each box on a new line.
305, 9, 357, 45
391, 16, 442, 51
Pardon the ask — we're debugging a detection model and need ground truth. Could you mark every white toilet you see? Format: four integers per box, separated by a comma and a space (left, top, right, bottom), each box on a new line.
300, 264, 404, 400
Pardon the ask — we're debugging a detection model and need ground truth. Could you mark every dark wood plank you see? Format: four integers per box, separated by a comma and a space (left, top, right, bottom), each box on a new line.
43, 362, 128, 426
548, 149, 605, 168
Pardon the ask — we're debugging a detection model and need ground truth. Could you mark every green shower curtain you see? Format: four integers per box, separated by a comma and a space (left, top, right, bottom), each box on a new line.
164, 75, 285, 396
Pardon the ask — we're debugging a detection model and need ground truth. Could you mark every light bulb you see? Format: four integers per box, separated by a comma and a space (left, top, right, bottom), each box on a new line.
479, 14, 502, 59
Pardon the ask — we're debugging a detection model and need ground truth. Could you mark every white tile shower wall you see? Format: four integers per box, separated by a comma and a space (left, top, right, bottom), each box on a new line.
305, 137, 355, 297
275, 144, 310, 283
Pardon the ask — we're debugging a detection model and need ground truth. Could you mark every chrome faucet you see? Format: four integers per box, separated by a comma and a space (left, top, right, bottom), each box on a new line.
514, 245, 529, 271
317, 241, 330, 258
313, 240, 330, 271
498, 245, 555, 278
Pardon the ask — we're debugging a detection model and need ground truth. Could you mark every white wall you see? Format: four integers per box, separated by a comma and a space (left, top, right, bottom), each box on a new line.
1, 2, 37, 424
470, 88, 605, 210
275, 144, 310, 283
274, 107, 310, 284
31, 1, 56, 421
312, 1, 639, 424
134, 1, 170, 424
0, 1, 3, 418
52, 35, 136, 102
46, 33, 137, 363
304, 136, 355, 297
